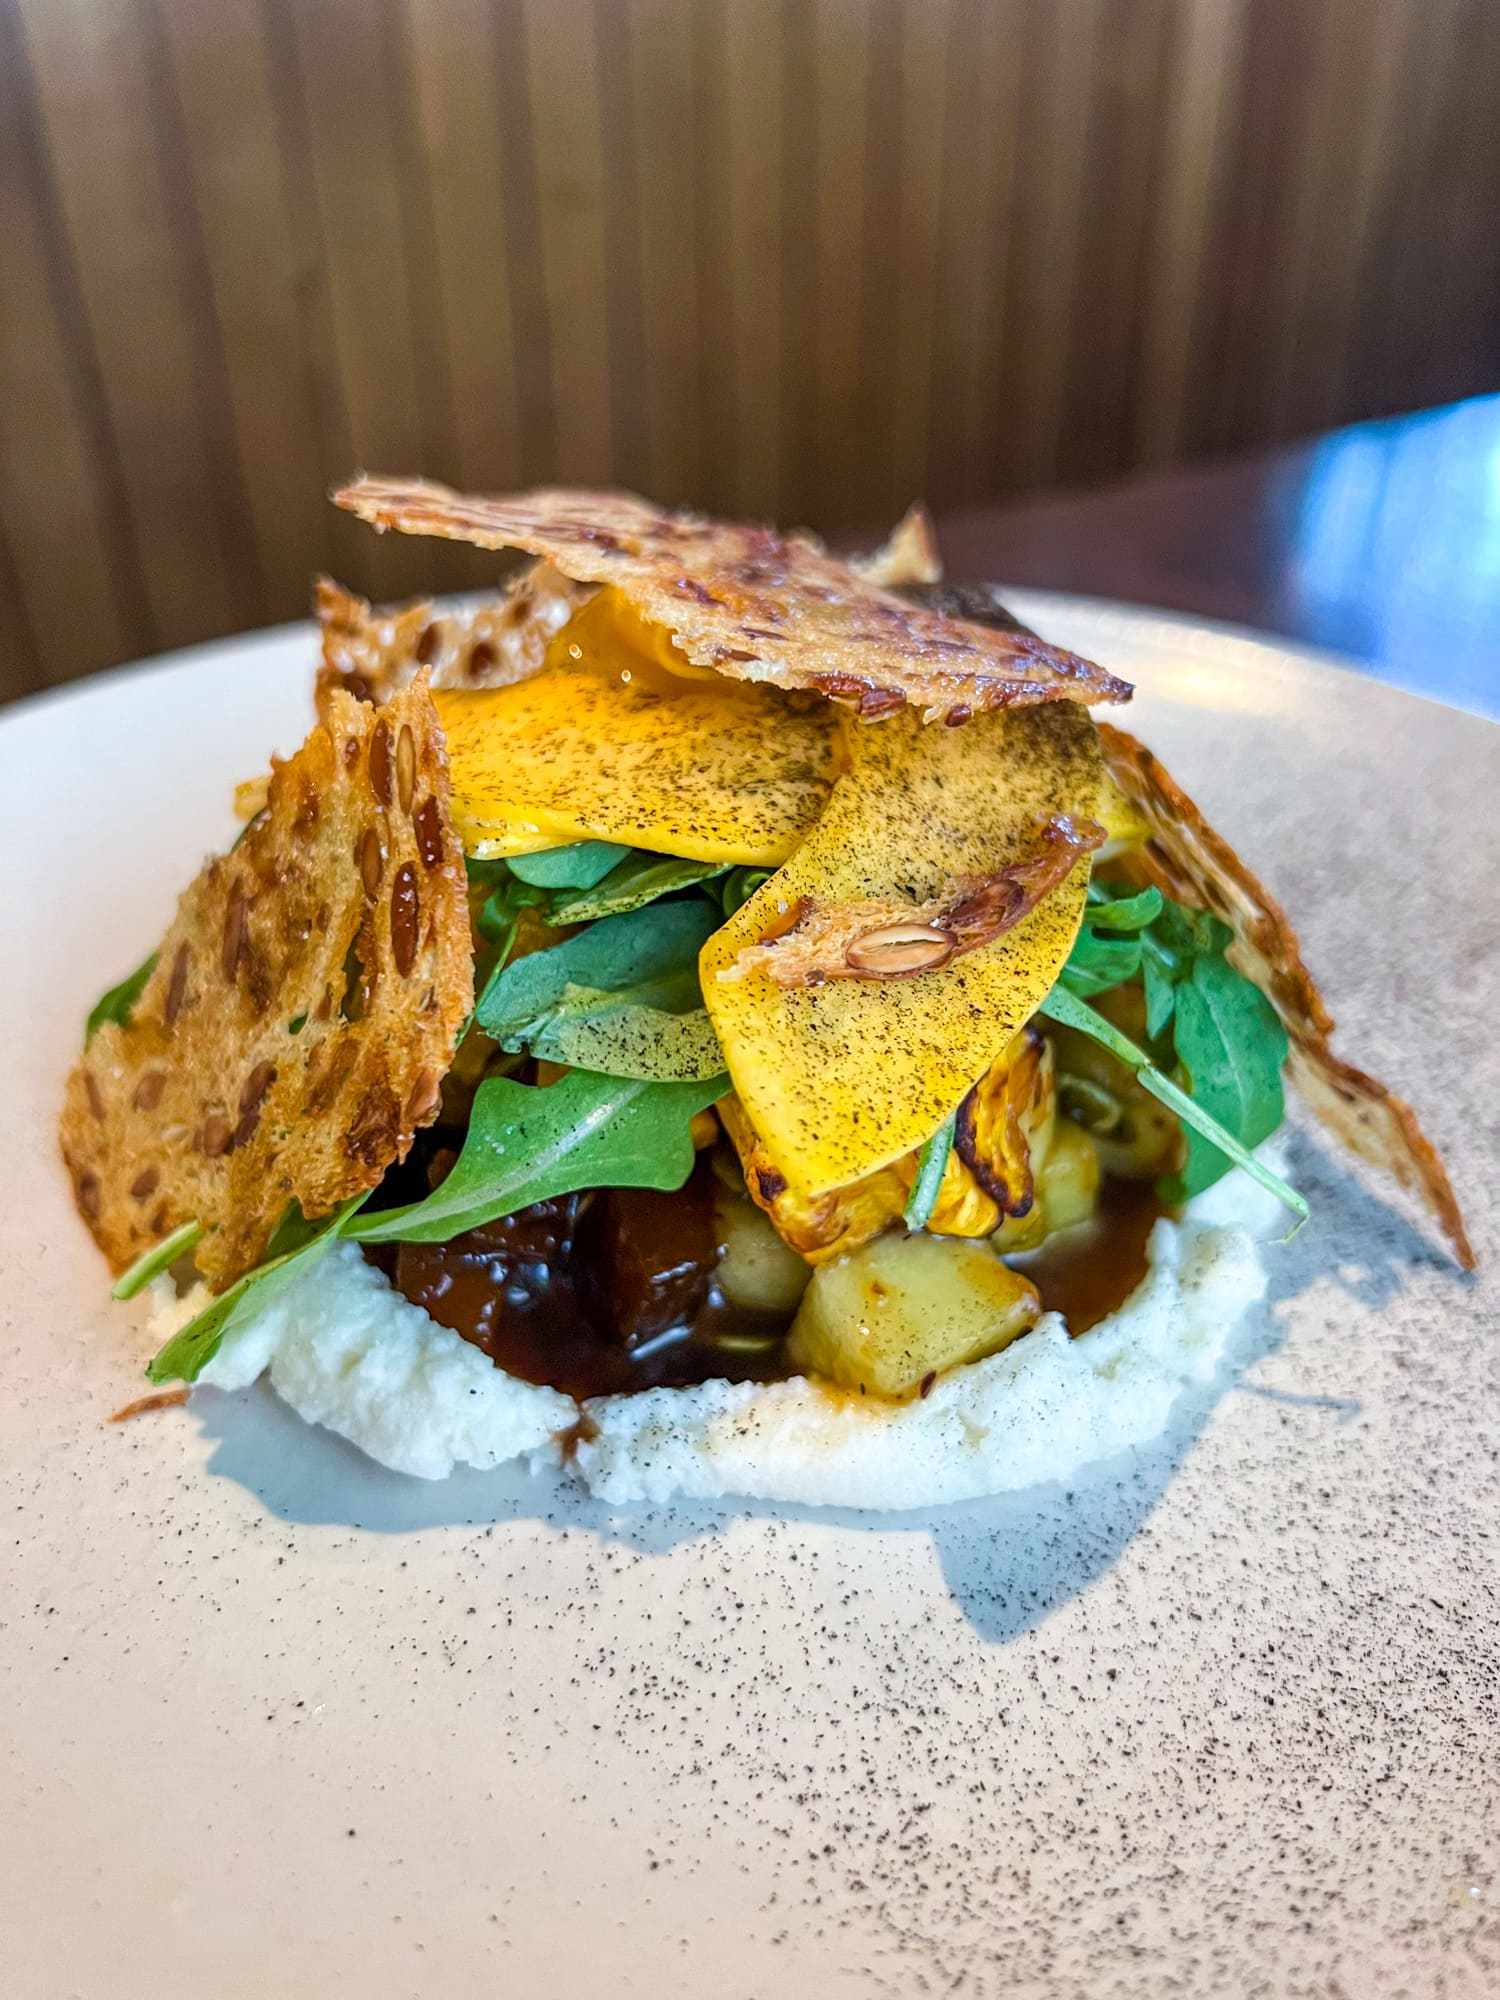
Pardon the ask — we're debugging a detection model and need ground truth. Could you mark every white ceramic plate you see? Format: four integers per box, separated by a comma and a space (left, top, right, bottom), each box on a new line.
3, 598, 1496, 1999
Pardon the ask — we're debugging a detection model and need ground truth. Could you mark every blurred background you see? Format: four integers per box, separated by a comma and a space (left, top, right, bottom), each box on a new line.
2, 0, 1497, 704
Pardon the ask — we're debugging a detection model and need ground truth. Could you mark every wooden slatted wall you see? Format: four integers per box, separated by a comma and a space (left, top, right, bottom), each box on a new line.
1, 0, 1496, 698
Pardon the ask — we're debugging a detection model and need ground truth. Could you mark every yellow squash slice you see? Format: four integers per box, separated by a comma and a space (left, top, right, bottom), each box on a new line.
435, 589, 845, 863
700, 701, 1109, 1197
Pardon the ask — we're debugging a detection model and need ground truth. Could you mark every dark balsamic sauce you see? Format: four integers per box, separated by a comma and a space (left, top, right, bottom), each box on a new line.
370, 1153, 1166, 1398
1006, 1176, 1168, 1333
378, 1160, 795, 1400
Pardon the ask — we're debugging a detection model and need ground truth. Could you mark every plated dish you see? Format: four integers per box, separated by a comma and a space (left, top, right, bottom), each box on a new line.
60, 482, 1469, 1506
7, 588, 1497, 2000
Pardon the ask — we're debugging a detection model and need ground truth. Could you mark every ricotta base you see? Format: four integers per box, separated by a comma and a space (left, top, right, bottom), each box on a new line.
164, 1165, 1282, 1509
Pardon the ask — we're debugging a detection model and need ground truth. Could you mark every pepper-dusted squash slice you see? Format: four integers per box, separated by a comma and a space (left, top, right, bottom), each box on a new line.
700, 701, 1109, 1198
434, 588, 846, 864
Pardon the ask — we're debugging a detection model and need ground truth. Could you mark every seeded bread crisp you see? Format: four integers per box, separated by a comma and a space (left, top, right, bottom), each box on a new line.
61, 677, 474, 1289
1099, 723, 1473, 1271
848, 503, 943, 588
315, 563, 586, 715
333, 476, 1132, 723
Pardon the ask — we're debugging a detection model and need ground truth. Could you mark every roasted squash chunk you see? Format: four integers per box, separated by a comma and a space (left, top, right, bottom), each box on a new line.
720, 1026, 1059, 1261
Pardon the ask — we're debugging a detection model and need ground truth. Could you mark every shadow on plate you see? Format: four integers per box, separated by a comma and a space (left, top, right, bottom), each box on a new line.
188, 1129, 1452, 1646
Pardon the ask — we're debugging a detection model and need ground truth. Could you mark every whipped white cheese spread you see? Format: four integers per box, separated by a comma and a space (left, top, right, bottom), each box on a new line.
161, 1163, 1280, 1510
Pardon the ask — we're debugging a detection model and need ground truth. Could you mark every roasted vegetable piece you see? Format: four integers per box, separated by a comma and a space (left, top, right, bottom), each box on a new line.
711, 1182, 812, 1314
786, 1232, 1041, 1399
991, 1115, 1102, 1252
435, 589, 846, 864
702, 702, 1110, 1198
719, 1026, 1058, 1262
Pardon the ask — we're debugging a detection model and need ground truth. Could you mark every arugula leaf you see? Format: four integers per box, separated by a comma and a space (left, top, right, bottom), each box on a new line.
477, 898, 717, 1020
547, 850, 726, 926
506, 841, 630, 889
1038, 986, 1306, 1228
519, 987, 726, 1081
349, 1069, 724, 1245
145, 1195, 368, 1385
1055, 889, 1296, 1212
903, 1112, 956, 1230
110, 1219, 203, 1301
85, 953, 159, 1045
464, 857, 515, 887
1149, 898, 1231, 965
475, 871, 551, 950
1060, 877, 1290, 1203
1083, 882, 1162, 931
1059, 929, 1143, 998
1060, 884, 1164, 999
476, 899, 723, 1080
1163, 954, 1287, 1200
1141, 949, 1177, 1040
720, 867, 773, 917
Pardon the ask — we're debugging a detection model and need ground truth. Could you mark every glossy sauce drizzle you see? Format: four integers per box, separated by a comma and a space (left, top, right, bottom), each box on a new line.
371, 1160, 1166, 1396
1005, 1176, 1168, 1333
377, 1163, 794, 1400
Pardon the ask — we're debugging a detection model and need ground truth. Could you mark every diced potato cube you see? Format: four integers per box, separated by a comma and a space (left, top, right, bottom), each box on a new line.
1036, 1115, 1101, 1232
713, 1185, 813, 1314
1046, 1002, 1181, 1181
787, 1231, 1040, 1400
991, 1115, 1102, 1252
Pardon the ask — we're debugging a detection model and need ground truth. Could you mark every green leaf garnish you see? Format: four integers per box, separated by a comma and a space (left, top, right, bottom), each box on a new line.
476, 899, 724, 1080
464, 856, 515, 887
475, 871, 551, 957
1060, 877, 1291, 1201
1162, 954, 1288, 1200
521, 989, 726, 1081
903, 1112, 956, 1230
85, 953, 159, 1045
506, 841, 630, 890
1083, 881, 1163, 930
1039, 985, 1306, 1229
145, 1196, 368, 1385
1141, 949, 1177, 1039
1059, 928, 1143, 997
110, 1220, 203, 1301
720, 867, 773, 917
547, 850, 727, 926
348, 1068, 724, 1245
1059, 884, 1165, 1000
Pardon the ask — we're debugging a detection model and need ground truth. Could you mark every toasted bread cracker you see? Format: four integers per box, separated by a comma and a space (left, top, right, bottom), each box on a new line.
62, 678, 474, 1288
315, 563, 586, 715
851, 503, 943, 588
333, 477, 1131, 723
1098, 724, 1473, 1270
